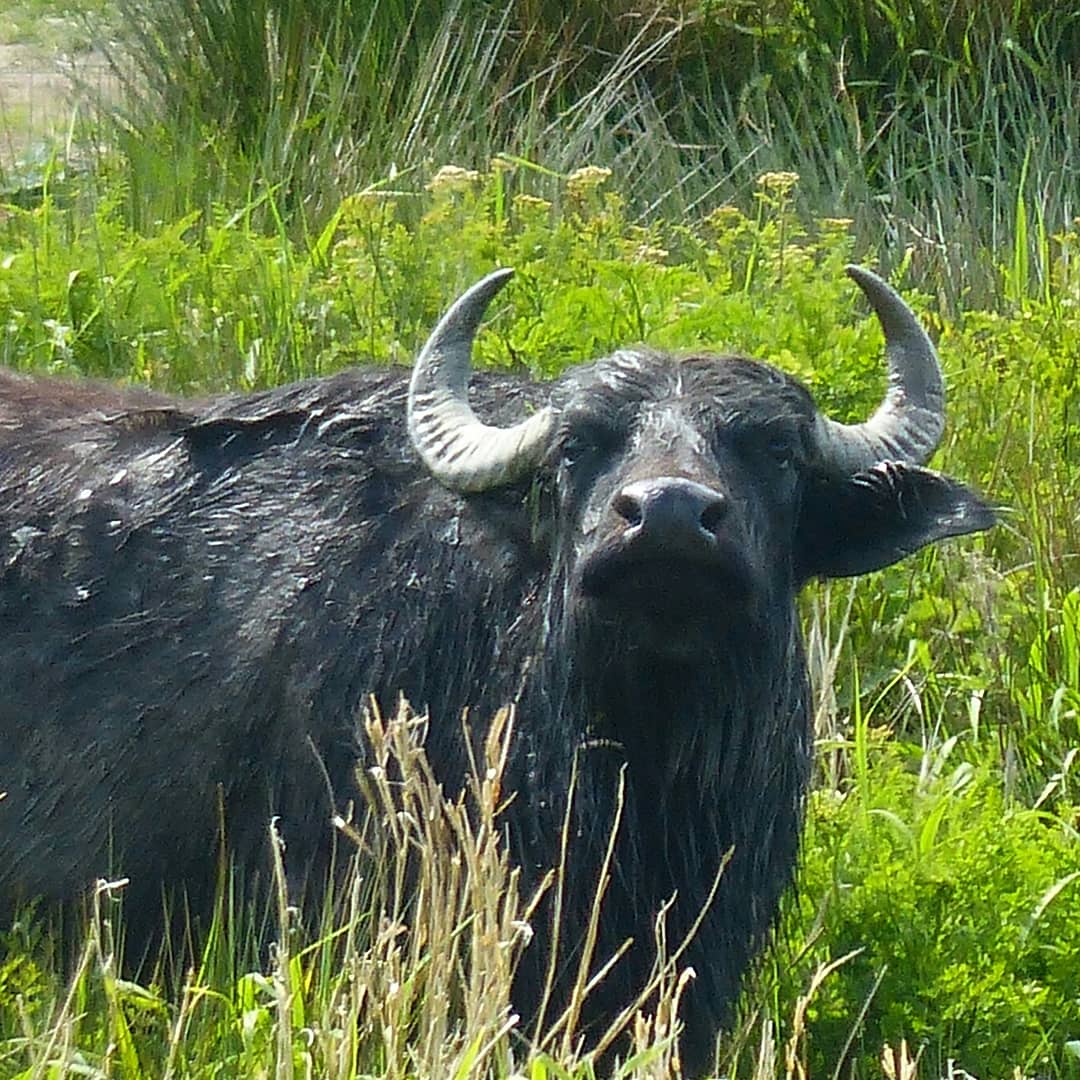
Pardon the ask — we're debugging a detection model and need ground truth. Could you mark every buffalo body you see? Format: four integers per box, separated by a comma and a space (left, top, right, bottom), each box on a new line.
0, 269, 993, 1072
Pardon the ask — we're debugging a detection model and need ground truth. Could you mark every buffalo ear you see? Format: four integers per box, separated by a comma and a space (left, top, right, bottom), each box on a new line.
795, 461, 995, 583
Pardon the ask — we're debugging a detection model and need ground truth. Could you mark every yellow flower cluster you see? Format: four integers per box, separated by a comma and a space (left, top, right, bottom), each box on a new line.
426, 165, 481, 194
513, 193, 552, 211
630, 243, 669, 264
566, 165, 613, 198
755, 170, 800, 196
705, 204, 747, 230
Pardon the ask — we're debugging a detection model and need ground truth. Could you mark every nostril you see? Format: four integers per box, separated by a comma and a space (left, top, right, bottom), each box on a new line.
699, 495, 728, 536
612, 490, 643, 527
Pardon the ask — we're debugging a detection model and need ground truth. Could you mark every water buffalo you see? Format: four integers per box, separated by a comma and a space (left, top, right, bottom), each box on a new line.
0, 266, 992, 1072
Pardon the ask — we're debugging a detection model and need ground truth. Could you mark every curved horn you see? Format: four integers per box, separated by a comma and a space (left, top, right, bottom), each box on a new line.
408, 269, 554, 493
815, 265, 946, 472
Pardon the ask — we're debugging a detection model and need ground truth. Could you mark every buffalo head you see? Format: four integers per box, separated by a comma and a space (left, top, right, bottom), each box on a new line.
408, 267, 992, 663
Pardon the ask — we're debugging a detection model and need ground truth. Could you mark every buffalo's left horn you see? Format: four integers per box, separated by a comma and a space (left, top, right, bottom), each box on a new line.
408, 268, 554, 493
814, 265, 946, 472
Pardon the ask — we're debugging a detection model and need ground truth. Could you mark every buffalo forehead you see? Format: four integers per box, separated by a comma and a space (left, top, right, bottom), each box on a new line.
552, 349, 815, 432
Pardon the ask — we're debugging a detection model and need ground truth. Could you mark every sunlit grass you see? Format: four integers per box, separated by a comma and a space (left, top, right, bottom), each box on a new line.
50, 0, 1068, 311
1, 1, 1079, 1074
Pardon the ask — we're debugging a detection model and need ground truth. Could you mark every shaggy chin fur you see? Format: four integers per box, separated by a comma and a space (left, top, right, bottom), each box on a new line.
0, 349, 992, 1075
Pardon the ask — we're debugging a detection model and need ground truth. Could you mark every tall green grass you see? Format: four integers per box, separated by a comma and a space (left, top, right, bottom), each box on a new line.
76, 0, 1080, 309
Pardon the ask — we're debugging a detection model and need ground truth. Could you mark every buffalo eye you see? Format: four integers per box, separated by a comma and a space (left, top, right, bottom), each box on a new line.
559, 420, 622, 470
766, 436, 797, 469
727, 426, 803, 472
560, 435, 591, 467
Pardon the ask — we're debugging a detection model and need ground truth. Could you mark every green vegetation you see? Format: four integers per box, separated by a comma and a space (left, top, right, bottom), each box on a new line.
799, 747, 1080, 1076
0, 0, 1079, 1076
0, 0, 109, 50
91, 0, 1080, 308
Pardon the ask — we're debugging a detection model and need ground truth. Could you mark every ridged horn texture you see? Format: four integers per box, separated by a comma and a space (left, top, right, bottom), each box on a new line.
408, 268, 554, 493
814, 265, 946, 472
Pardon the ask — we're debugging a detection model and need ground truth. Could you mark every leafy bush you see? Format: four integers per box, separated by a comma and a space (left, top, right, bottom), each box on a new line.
787, 738, 1080, 1077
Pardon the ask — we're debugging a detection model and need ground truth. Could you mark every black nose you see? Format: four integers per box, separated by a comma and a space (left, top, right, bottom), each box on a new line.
612, 476, 728, 557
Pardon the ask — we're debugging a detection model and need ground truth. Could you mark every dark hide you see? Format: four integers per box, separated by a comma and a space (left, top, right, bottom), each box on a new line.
0, 352, 992, 1073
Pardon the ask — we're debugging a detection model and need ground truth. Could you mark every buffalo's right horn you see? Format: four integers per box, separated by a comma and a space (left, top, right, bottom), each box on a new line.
813, 266, 946, 472
408, 269, 554, 493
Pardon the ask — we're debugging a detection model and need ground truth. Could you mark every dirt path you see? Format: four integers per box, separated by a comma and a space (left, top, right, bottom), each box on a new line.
0, 42, 112, 171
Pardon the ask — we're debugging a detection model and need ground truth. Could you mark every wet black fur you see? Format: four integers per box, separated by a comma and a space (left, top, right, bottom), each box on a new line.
0, 352, 992, 1073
